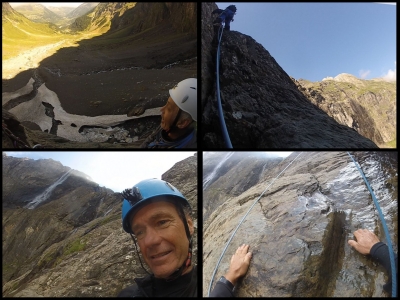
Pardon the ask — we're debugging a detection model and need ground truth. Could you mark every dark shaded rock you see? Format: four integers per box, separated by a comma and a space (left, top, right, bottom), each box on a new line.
201, 3, 378, 148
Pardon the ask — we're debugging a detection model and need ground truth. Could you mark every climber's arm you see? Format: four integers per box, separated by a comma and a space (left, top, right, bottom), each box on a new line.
349, 229, 398, 296
370, 242, 398, 296
210, 244, 252, 297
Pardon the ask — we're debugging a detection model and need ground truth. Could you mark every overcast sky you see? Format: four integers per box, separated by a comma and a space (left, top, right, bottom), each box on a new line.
10, 3, 84, 8
4, 152, 196, 192
215, 2, 396, 82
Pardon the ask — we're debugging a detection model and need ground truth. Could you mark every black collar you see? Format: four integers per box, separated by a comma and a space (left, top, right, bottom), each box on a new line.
135, 265, 197, 297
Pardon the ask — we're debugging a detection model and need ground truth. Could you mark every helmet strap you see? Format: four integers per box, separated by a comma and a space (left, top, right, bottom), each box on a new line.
165, 204, 193, 281
166, 108, 182, 133
130, 233, 151, 275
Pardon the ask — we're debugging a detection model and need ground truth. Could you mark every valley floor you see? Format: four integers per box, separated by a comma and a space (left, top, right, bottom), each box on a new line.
2, 25, 197, 147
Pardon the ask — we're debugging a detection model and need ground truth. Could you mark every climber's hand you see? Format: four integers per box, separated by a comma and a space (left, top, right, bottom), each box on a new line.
348, 229, 380, 255
224, 244, 252, 286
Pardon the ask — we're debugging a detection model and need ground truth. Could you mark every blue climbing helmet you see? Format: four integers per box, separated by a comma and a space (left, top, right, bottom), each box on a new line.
121, 178, 191, 234
121, 178, 193, 279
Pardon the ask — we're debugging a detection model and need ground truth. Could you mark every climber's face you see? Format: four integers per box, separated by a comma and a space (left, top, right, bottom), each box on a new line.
160, 97, 180, 132
130, 200, 194, 278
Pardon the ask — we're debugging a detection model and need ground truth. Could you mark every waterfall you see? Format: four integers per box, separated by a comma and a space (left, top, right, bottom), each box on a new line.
95, 197, 104, 218
203, 152, 235, 190
103, 208, 113, 217
25, 169, 72, 209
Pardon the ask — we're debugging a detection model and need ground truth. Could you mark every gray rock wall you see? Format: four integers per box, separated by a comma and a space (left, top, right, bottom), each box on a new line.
292, 77, 396, 146
203, 151, 397, 297
203, 152, 283, 222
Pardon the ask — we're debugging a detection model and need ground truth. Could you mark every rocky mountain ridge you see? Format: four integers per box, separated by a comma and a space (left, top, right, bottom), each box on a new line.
66, 3, 99, 20
203, 152, 283, 221
292, 75, 396, 148
202, 2, 378, 148
203, 151, 397, 296
9, 3, 60, 24
70, 2, 197, 36
2, 153, 198, 297
9, 2, 99, 28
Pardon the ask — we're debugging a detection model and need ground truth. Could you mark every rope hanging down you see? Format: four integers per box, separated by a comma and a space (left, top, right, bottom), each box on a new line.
207, 152, 303, 296
216, 24, 233, 148
347, 152, 397, 297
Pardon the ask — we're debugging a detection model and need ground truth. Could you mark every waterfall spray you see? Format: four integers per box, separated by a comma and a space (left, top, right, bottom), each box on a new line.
203, 152, 235, 190
25, 169, 72, 209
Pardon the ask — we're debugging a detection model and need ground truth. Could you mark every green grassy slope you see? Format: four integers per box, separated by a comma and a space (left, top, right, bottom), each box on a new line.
2, 5, 71, 60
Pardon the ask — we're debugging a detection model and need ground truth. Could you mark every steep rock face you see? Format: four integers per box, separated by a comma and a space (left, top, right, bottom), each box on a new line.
201, 3, 378, 148
69, 3, 137, 32
292, 75, 396, 147
2, 2, 13, 15
66, 2, 99, 19
203, 152, 283, 221
110, 2, 197, 35
2, 154, 197, 297
203, 152, 397, 296
71, 2, 197, 36
2, 154, 95, 208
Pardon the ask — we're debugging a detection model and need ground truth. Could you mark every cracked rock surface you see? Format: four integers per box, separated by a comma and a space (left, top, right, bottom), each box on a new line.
203, 151, 397, 297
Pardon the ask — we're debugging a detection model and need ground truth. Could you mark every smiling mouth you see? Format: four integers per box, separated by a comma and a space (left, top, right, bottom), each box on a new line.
151, 251, 172, 259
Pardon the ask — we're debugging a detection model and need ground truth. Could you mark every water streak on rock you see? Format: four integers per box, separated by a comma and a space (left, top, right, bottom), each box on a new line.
25, 169, 72, 209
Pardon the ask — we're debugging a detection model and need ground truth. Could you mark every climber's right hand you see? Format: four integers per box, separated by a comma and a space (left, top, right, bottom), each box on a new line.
348, 228, 380, 255
224, 244, 252, 286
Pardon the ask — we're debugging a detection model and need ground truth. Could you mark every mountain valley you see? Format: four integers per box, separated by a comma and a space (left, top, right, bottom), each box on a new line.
2, 2, 197, 148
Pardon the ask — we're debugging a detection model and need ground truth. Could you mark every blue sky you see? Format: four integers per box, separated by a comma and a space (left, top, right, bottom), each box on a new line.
4, 152, 196, 192
215, 2, 396, 82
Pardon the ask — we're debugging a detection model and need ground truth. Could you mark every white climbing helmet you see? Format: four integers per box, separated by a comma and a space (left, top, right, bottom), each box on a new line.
169, 78, 197, 121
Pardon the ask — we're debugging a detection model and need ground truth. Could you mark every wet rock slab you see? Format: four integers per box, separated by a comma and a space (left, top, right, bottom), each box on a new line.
203, 152, 397, 297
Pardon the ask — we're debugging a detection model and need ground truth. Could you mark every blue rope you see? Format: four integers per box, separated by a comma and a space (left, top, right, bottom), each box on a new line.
216, 23, 233, 148
207, 152, 303, 296
347, 152, 397, 297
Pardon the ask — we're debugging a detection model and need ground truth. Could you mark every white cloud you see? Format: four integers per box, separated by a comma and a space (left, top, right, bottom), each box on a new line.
359, 69, 371, 79
382, 69, 396, 81
381, 61, 396, 82
266, 152, 293, 158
